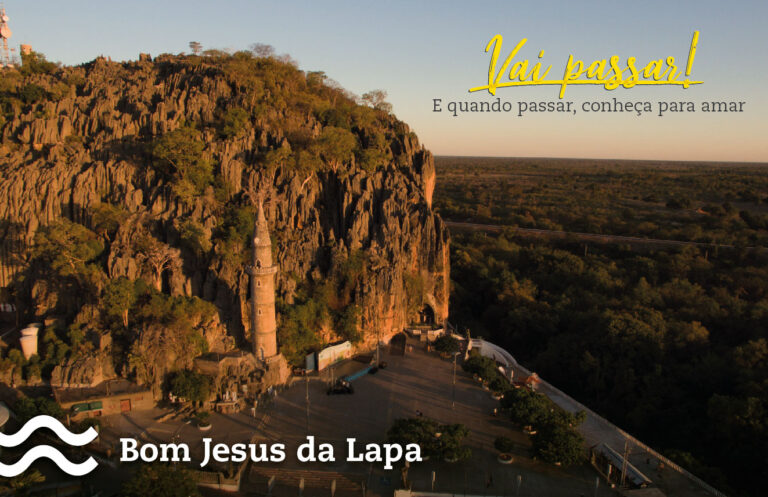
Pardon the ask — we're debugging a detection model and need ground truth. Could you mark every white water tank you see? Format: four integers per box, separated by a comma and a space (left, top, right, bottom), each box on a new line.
19, 324, 41, 359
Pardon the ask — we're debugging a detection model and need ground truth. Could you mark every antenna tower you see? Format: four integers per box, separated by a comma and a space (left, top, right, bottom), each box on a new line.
0, 4, 12, 68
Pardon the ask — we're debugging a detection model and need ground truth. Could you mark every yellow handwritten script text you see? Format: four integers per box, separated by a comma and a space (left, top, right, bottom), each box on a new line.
469, 32, 702, 98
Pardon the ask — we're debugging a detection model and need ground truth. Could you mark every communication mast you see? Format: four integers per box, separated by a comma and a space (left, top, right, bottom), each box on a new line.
0, 5, 12, 68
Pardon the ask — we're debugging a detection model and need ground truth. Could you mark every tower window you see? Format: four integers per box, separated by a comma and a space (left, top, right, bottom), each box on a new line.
257, 309, 262, 316
256, 280, 261, 287
256, 260, 262, 269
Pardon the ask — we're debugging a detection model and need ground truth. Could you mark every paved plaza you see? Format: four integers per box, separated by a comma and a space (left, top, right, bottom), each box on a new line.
97, 338, 620, 496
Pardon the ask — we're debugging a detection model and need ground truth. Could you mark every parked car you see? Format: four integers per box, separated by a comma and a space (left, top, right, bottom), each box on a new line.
327, 380, 354, 395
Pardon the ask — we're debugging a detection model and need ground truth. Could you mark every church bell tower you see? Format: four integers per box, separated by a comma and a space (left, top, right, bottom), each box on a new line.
245, 200, 278, 361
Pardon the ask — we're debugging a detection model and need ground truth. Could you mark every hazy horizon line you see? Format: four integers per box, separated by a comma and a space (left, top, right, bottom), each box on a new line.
433, 154, 768, 166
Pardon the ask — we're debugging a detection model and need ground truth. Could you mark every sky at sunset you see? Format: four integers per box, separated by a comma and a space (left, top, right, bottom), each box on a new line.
6, 0, 767, 162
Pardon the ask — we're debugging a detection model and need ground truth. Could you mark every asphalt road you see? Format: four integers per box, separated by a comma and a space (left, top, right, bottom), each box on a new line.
444, 220, 750, 250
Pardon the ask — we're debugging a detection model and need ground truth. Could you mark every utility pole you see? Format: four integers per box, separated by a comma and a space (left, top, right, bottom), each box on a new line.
620, 439, 629, 487
593, 475, 600, 497
267, 475, 275, 497
305, 376, 310, 434
452, 352, 457, 409
13, 289, 19, 328
372, 282, 380, 367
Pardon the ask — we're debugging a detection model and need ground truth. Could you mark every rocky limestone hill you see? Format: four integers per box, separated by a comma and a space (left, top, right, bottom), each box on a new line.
0, 50, 449, 375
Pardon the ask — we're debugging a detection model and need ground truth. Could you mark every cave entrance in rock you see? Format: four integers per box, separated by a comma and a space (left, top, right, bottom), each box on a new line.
389, 332, 407, 356
417, 304, 435, 326
161, 269, 171, 294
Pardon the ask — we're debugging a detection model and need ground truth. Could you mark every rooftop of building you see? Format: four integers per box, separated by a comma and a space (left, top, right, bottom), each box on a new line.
52, 379, 150, 404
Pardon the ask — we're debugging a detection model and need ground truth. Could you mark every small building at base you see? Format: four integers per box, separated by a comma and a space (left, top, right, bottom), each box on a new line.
305, 341, 353, 372
53, 379, 153, 420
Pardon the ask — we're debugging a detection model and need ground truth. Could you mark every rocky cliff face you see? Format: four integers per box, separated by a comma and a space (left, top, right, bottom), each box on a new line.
0, 52, 449, 356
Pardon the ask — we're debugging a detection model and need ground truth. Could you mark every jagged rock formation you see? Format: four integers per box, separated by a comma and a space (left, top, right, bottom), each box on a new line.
50, 352, 114, 388
0, 52, 449, 366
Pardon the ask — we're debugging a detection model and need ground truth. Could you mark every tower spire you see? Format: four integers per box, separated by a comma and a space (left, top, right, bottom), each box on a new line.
245, 195, 278, 361
253, 198, 271, 251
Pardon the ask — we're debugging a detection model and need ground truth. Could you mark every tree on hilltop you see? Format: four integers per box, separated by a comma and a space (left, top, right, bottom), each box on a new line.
361, 90, 393, 113
249, 43, 275, 58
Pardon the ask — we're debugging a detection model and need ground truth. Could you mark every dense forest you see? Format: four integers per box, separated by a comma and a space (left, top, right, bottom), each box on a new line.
436, 158, 768, 497
437, 156, 768, 246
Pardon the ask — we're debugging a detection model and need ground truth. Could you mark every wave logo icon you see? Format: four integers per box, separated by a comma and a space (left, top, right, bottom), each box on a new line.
0, 415, 98, 477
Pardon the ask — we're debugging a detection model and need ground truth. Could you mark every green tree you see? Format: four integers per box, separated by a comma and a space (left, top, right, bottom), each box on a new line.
531, 423, 584, 465
387, 417, 471, 461
169, 370, 212, 403
14, 397, 65, 423
494, 436, 515, 453
462, 354, 499, 381
151, 125, 212, 194
91, 202, 128, 242
179, 220, 212, 257
33, 220, 105, 303
40, 326, 70, 374
134, 234, 180, 292
357, 147, 389, 172
335, 304, 361, 343
219, 107, 249, 138
387, 417, 441, 458
19, 51, 58, 75
33, 220, 104, 278
263, 147, 292, 172
0, 469, 45, 496
188, 41, 203, 55
500, 387, 552, 428
488, 374, 512, 395
361, 90, 393, 113
19, 84, 46, 105
278, 299, 324, 366
23, 356, 42, 381
194, 410, 210, 425
433, 334, 459, 355
249, 43, 275, 58
311, 126, 357, 170
439, 423, 472, 462
102, 277, 137, 328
